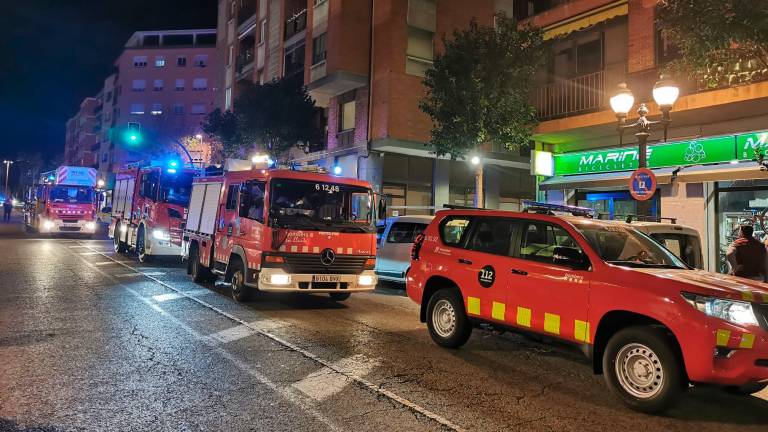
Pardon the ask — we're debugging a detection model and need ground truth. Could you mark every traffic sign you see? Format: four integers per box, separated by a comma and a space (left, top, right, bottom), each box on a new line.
629, 168, 657, 201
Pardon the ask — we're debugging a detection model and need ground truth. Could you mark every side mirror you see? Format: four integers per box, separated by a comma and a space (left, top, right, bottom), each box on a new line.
377, 198, 387, 221
552, 246, 589, 269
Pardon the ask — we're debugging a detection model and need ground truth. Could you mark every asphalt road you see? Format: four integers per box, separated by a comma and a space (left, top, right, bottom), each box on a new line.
1, 218, 767, 431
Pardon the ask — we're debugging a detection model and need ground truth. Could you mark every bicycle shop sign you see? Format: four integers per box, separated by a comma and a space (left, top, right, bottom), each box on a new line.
551, 130, 768, 176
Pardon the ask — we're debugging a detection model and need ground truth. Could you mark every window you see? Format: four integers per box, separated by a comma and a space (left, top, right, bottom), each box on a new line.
467, 218, 515, 256
175, 79, 185, 91
386, 223, 427, 244
129, 103, 145, 115
312, 33, 327, 65
155, 56, 166, 67
153, 79, 164, 91
173, 103, 184, 115
227, 45, 234, 66
192, 78, 208, 91
225, 184, 240, 210
284, 42, 305, 77
224, 87, 233, 110
340, 99, 355, 131
239, 181, 266, 222
177, 56, 187, 67
190, 104, 206, 114
131, 79, 146, 92
406, 26, 434, 76
150, 103, 163, 115
576, 38, 602, 75
193, 54, 208, 67
440, 216, 472, 246
258, 19, 267, 45
132, 56, 148, 67
313, 0, 327, 6
519, 222, 581, 264
140, 171, 159, 199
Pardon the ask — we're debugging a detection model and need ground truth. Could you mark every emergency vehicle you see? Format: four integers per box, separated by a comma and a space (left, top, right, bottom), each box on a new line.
407, 203, 768, 413
182, 160, 378, 302
24, 166, 99, 236
109, 162, 197, 262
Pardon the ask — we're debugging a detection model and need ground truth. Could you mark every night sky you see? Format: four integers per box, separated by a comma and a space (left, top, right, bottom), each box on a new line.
1, 0, 217, 163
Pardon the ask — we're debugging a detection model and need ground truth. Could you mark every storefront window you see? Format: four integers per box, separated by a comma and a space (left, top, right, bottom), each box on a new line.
576, 191, 658, 220
716, 180, 768, 273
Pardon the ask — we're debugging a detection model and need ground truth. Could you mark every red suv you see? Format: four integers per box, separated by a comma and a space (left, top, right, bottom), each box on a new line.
407, 208, 768, 413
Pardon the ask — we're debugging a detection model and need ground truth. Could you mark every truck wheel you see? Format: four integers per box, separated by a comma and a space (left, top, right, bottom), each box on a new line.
229, 260, 251, 302
190, 246, 214, 283
426, 288, 472, 349
113, 224, 128, 253
724, 382, 768, 396
136, 227, 151, 263
603, 326, 686, 413
329, 292, 351, 301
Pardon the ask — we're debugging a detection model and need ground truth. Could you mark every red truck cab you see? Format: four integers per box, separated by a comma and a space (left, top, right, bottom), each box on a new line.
109, 163, 198, 261
25, 166, 99, 236
407, 206, 768, 413
182, 165, 378, 302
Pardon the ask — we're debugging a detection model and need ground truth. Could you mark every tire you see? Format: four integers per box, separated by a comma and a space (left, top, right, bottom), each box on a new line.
724, 382, 768, 396
425, 288, 472, 349
190, 245, 214, 283
603, 326, 686, 413
229, 259, 252, 302
329, 292, 351, 301
113, 223, 128, 253
136, 227, 151, 263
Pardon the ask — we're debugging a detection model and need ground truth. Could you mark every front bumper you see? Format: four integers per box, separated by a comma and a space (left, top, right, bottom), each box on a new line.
40, 218, 97, 234
256, 268, 377, 293
145, 236, 182, 256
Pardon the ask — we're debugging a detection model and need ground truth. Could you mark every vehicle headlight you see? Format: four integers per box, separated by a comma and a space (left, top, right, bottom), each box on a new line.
119, 224, 128, 233
682, 292, 759, 326
85, 221, 96, 230
152, 229, 170, 241
43, 220, 55, 230
358, 274, 376, 286
269, 274, 291, 285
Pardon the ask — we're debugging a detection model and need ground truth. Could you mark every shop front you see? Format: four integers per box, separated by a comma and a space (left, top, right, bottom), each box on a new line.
537, 130, 768, 273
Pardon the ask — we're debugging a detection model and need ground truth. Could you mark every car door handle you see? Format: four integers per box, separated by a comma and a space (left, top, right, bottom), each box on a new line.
458, 258, 473, 265
511, 269, 528, 276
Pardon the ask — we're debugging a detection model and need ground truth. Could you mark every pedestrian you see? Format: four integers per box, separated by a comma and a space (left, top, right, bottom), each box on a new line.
2, 199, 11, 223
726, 224, 766, 282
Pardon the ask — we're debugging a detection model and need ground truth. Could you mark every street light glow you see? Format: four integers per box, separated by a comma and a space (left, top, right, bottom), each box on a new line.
195, 134, 203, 140
470, 156, 481, 165
610, 83, 635, 116
652, 76, 679, 109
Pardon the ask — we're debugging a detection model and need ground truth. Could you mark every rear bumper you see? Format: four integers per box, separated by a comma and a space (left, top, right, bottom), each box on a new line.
256, 268, 377, 293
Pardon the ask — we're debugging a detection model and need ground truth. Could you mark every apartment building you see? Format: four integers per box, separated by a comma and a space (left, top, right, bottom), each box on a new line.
523, 0, 768, 272
67, 29, 219, 186
217, 0, 535, 214
64, 97, 101, 168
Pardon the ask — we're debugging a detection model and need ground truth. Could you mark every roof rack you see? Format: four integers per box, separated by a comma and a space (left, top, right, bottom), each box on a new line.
522, 201, 596, 218
599, 213, 678, 224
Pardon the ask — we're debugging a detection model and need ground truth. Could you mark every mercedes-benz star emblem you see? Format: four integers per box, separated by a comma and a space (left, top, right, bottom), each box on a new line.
320, 248, 336, 266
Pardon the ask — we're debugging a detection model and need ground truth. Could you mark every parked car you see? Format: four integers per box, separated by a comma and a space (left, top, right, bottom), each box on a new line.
407, 207, 768, 413
375, 215, 433, 283
629, 221, 703, 269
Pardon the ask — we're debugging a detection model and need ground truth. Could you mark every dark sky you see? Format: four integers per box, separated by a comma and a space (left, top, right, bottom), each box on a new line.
0, 0, 217, 162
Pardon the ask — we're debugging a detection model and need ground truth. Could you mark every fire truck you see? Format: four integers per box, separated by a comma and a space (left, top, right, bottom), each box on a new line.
182, 160, 379, 302
109, 162, 198, 262
24, 166, 99, 237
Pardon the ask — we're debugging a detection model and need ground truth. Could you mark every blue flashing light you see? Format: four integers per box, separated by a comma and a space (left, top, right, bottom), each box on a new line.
167, 168, 177, 174
169, 160, 179, 168
333, 166, 342, 175
48, 175, 56, 181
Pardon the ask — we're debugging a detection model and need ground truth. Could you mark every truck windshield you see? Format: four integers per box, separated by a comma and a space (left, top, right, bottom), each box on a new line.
160, 172, 194, 206
270, 179, 374, 232
571, 221, 687, 269
49, 186, 94, 204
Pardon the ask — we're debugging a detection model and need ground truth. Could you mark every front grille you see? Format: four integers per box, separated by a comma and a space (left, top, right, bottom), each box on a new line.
281, 253, 369, 274
62, 219, 79, 224
59, 226, 81, 232
298, 282, 349, 290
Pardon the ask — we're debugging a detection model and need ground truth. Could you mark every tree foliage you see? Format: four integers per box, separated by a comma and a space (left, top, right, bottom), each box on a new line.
658, 1, 768, 85
419, 13, 545, 160
202, 76, 319, 161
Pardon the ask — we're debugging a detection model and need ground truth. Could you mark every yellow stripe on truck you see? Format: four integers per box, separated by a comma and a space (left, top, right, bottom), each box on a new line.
467, 297, 481, 316
544, 313, 561, 335
741, 291, 755, 302
574, 320, 590, 343
516, 307, 532, 328
739, 333, 755, 349
491, 302, 505, 321
716, 329, 731, 347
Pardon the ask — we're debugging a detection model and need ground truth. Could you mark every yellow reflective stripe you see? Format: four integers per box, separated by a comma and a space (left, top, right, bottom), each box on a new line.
741, 291, 755, 302
491, 302, 506, 321
716, 329, 731, 347
739, 333, 755, 349
574, 320, 590, 343
544, 313, 561, 335
467, 297, 481, 315
516, 307, 532, 327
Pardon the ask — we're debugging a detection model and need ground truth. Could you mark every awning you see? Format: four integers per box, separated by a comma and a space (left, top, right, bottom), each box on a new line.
676, 161, 768, 183
539, 167, 678, 191
543, 0, 629, 40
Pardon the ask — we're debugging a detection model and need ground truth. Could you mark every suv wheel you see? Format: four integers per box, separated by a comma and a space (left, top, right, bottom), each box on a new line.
603, 326, 686, 413
426, 288, 472, 348
190, 246, 214, 283
136, 227, 151, 263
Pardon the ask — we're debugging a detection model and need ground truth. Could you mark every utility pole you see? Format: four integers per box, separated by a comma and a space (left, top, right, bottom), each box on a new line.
3, 160, 13, 199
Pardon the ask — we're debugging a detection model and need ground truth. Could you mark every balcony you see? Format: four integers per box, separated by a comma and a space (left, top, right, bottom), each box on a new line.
237, 2, 257, 27
532, 66, 626, 121
285, 9, 307, 40
236, 48, 255, 76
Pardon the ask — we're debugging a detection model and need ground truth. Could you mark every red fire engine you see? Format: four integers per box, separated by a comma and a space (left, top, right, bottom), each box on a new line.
24, 166, 99, 237
109, 162, 198, 261
182, 161, 378, 302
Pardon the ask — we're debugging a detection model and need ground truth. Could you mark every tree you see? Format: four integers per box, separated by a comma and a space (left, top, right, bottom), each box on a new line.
419, 13, 545, 206
203, 76, 320, 162
657, 1, 768, 87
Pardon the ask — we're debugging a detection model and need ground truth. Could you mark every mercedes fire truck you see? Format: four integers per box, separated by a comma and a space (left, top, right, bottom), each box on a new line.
25, 166, 99, 237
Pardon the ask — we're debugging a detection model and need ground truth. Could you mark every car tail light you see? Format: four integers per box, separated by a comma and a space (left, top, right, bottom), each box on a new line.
363, 258, 376, 270
264, 255, 285, 264
411, 233, 425, 261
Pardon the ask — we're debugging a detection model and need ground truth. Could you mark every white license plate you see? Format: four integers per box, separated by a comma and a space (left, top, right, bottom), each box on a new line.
312, 275, 341, 283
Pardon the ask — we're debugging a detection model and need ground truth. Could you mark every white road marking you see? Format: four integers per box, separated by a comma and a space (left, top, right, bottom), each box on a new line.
293, 354, 377, 401
94, 261, 118, 266
140, 271, 166, 276
206, 324, 256, 344
152, 289, 211, 302
78, 252, 102, 256
77, 242, 466, 432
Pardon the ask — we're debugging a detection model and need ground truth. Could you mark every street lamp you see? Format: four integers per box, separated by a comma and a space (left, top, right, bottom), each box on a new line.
3, 160, 13, 199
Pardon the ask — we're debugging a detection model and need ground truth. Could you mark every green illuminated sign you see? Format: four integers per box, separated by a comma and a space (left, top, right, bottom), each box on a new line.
554, 135, 739, 176
736, 131, 768, 160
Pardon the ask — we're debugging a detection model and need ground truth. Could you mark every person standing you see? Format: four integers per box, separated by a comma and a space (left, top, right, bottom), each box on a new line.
2, 199, 11, 223
726, 225, 766, 281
